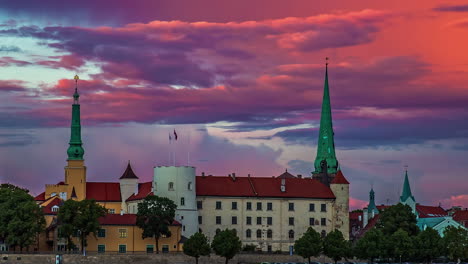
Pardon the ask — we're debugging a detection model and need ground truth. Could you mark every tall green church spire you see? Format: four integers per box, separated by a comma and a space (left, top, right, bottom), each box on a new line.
67, 75, 84, 160
368, 188, 379, 214
314, 59, 339, 174
400, 169, 415, 203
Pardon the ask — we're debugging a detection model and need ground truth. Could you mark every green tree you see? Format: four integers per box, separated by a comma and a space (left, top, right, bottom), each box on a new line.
57, 199, 107, 255
0, 184, 45, 252
323, 229, 348, 264
183, 232, 211, 264
136, 195, 177, 254
355, 228, 385, 264
390, 229, 413, 264
443, 226, 468, 262
294, 227, 322, 264
211, 229, 242, 264
377, 204, 418, 236
414, 227, 442, 263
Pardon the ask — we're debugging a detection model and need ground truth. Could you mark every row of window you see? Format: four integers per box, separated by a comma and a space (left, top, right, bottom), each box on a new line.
200, 216, 327, 226
94, 229, 172, 239
97, 244, 172, 253
197, 201, 327, 212
166, 182, 193, 191
210, 228, 327, 239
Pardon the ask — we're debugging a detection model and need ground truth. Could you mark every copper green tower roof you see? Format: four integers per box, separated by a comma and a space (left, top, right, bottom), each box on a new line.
400, 170, 415, 203
367, 188, 379, 214
313, 60, 339, 174
67, 75, 84, 160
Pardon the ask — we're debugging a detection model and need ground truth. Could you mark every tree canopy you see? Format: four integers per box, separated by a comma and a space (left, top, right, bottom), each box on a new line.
136, 195, 177, 254
354, 228, 386, 264
322, 229, 348, 264
443, 226, 468, 262
414, 227, 442, 263
183, 232, 211, 264
294, 227, 322, 264
211, 229, 242, 264
377, 203, 418, 236
0, 184, 45, 251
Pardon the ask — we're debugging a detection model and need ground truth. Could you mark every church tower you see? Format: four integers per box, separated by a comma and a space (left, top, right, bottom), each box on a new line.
399, 169, 416, 214
312, 59, 339, 186
64, 75, 87, 201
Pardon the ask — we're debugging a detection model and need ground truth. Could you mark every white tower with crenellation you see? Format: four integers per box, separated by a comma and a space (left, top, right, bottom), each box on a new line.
153, 166, 198, 237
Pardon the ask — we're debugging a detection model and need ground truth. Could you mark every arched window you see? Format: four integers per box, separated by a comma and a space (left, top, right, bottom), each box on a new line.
256, 229, 262, 238
246, 229, 251, 238
188, 182, 192, 190
288, 230, 294, 239
321, 230, 326, 238
168, 182, 174, 191
215, 228, 221, 235
52, 205, 59, 212
180, 197, 185, 206
267, 229, 272, 238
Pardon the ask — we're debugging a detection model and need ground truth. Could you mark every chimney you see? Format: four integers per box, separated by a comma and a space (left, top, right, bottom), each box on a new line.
202, 172, 205, 177
280, 178, 286, 192
230, 173, 236, 181
297, 174, 302, 178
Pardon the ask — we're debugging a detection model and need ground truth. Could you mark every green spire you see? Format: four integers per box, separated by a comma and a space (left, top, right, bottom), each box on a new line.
314, 59, 339, 174
368, 188, 379, 214
67, 75, 84, 160
400, 170, 415, 203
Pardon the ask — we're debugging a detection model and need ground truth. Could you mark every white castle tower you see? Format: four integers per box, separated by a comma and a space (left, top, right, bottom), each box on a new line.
153, 166, 198, 237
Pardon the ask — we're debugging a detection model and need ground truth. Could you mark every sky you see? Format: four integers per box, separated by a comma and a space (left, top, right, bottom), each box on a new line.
1, 0, 468, 210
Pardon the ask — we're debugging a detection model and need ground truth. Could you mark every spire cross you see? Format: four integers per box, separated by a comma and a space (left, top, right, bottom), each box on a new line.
74, 75, 79, 92
325, 57, 329, 66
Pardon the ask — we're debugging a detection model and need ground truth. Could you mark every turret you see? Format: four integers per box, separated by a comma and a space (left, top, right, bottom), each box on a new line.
119, 161, 139, 213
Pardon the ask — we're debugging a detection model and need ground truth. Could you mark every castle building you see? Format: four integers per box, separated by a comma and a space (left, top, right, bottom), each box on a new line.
34, 62, 350, 253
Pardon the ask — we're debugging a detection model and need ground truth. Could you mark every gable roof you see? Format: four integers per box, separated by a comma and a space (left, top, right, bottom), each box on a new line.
119, 162, 139, 179
86, 182, 121, 202
416, 205, 448, 218
276, 170, 296, 179
127, 182, 153, 201
98, 214, 181, 226
41, 196, 63, 215
331, 170, 349, 184
400, 170, 415, 203
196, 176, 335, 199
35, 192, 45, 201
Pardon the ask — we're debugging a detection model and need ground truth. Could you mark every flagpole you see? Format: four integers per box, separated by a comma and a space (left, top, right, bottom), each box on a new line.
187, 131, 190, 166
168, 133, 171, 165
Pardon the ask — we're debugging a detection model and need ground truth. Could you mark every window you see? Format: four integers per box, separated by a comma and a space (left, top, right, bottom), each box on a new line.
321, 230, 326, 238
246, 229, 251, 238
51, 192, 57, 197
216, 216, 221, 225
267, 202, 273, 211
321, 218, 326, 226
197, 201, 203, 209
309, 218, 315, 226
232, 216, 237, 225
198, 216, 202, 225
232, 201, 238, 210
256, 202, 262, 211
267, 229, 272, 238
246, 202, 252, 210
97, 229, 106, 238
267, 245, 272, 252
321, 203, 327, 212
59, 192, 67, 200
309, 203, 315, 212
288, 202, 294, 211
257, 217, 262, 225
146, 245, 154, 253
183, 226, 185, 232
289, 217, 294, 226
215, 228, 221, 235
288, 230, 294, 239
267, 217, 272, 225
162, 245, 169, 253
118, 245, 126, 253
256, 229, 262, 238
52, 205, 59, 212
216, 201, 222, 210
118, 229, 127, 238
109, 209, 115, 214
188, 182, 192, 190
168, 182, 174, 191
180, 197, 185, 206
246, 216, 252, 225
97, 245, 105, 253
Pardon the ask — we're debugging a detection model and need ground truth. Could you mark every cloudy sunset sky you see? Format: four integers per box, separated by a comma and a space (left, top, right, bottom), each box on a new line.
1, 0, 468, 209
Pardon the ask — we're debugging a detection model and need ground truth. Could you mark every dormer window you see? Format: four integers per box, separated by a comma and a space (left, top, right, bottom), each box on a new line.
168, 182, 174, 191
52, 205, 59, 212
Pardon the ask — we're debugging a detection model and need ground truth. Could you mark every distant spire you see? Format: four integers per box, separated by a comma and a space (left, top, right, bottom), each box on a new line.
120, 161, 139, 179
67, 75, 84, 160
368, 188, 378, 214
313, 58, 339, 174
400, 169, 415, 203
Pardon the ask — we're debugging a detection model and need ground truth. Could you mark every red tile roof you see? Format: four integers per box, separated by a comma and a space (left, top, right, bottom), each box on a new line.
196, 176, 335, 199
86, 182, 121, 202
453, 210, 468, 225
416, 205, 448, 218
356, 214, 380, 239
349, 211, 363, 220
376, 205, 390, 210
41, 197, 63, 215
127, 182, 153, 201
330, 170, 349, 184
35, 192, 45, 201
99, 214, 181, 226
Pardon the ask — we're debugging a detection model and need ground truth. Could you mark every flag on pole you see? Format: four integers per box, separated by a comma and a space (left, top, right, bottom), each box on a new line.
173, 129, 178, 140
